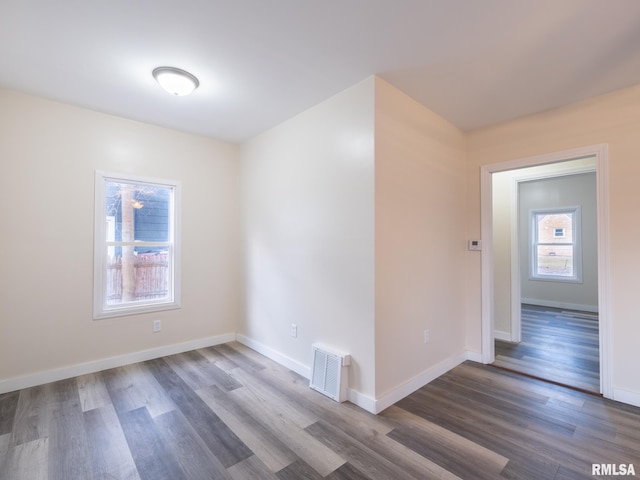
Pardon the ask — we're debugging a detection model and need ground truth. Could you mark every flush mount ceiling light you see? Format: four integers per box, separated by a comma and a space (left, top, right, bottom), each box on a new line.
152, 66, 199, 96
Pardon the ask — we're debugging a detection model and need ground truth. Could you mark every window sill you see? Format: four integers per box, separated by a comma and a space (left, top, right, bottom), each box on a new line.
528, 275, 583, 284
93, 301, 181, 320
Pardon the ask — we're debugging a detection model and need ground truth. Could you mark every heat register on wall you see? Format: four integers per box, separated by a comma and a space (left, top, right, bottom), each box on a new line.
310, 344, 351, 402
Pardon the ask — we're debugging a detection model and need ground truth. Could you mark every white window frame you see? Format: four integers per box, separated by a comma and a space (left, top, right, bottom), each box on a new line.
529, 206, 582, 283
94, 171, 181, 319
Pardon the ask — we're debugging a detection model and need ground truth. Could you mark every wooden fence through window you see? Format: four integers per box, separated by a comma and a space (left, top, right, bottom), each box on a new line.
106, 253, 169, 303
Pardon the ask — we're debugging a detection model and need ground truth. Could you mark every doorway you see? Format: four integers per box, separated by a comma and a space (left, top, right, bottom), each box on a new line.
480, 144, 611, 398
492, 162, 599, 392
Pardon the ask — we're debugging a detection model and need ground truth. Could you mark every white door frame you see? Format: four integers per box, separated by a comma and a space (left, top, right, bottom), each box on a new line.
480, 144, 612, 398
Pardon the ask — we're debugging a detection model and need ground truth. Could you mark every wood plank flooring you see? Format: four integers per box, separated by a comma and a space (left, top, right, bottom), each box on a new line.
2, 342, 639, 479
494, 304, 600, 393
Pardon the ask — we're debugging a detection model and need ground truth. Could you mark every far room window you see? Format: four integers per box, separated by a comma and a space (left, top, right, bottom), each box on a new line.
530, 207, 582, 283
94, 171, 181, 319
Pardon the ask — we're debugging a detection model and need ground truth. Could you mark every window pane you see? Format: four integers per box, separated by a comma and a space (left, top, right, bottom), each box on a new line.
536, 245, 573, 276
536, 213, 573, 243
106, 181, 171, 246
106, 251, 170, 305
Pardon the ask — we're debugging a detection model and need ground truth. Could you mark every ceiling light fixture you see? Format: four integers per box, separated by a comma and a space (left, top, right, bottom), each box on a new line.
152, 66, 199, 96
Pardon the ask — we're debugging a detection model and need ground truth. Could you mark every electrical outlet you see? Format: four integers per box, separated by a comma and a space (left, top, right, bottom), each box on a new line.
153, 319, 161, 333
291, 323, 297, 338
423, 329, 430, 344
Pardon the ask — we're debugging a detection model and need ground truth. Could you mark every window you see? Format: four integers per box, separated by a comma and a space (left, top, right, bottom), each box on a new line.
530, 207, 582, 283
94, 171, 180, 319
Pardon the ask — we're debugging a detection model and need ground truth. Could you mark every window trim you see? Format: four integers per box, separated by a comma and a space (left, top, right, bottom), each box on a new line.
529, 206, 582, 283
94, 171, 181, 319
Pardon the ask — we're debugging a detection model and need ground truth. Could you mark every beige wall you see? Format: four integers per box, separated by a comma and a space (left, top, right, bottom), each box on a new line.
467, 84, 640, 399
374, 78, 467, 397
0, 89, 241, 382
240, 78, 376, 397
240, 76, 469, 405
5, 76, 640, 408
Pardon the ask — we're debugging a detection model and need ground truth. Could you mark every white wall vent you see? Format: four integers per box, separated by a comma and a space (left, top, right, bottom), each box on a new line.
310, 344, 350, 402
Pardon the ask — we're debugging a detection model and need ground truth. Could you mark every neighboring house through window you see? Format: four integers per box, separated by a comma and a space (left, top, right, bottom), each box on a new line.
530, 206, 582, 283
94, 171, 181, 319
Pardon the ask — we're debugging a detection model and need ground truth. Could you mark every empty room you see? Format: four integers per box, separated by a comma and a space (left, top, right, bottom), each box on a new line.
1, 1, 640, 479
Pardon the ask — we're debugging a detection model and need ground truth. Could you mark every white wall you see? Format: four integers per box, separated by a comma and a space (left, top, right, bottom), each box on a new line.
519, 173, 598, 311
0, 89, 241, 386
492, 170, 513, 335
467, 83, 640, 405
374, 78, 467, 400
240, 78, 376, 398
240, 77, 469, 409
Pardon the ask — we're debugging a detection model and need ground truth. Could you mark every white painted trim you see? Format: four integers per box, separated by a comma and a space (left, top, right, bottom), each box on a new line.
482, 147, 603, 174
595, 146, 613, 398
235, 334, 311, 379
528, 205, 583, 284
0, 334, 504, 417
372, 353, 467, 414
465, 350, 483, 363
481, 143, 612, 399
521, 298, 598, 313
494, 330, 513, 342
0, 333, 236, 395
613, 388, 640, 408
93, 170, 183, 320
509, 178, 522, 343
347, 389, 377, 414
510, 163, 596, 182
481, 165, 495, 364
235, 335, 381, 413
235, 338, 474, 414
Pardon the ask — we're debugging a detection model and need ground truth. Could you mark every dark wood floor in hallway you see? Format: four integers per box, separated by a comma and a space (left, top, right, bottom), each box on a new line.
1, 342, 638, 479
494, 304, 600, 393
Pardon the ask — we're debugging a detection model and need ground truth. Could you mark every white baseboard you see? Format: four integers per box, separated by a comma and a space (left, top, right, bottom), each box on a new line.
521, 298, 598, 313
233, 339, 479, 414
494, 330, 512, 342
465, 350, 483, 363
235, 334, 311, 379
13, 335, 633, 416
613, 387, 640, 408
372, 352, 468, 414
347, 389, 377, 414
0, 333, 236, 395
235, 335, 381, 412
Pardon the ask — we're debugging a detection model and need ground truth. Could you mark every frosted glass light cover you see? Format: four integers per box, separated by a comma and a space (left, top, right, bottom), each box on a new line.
153, 67, 199, 96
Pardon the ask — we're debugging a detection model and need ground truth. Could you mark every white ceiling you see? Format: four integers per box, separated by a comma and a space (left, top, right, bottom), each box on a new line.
2, 1, 640, 143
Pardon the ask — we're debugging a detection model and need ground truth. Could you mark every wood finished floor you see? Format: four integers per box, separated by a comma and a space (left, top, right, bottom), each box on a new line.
2, 342, 638, 480
494, 304, 600, 393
